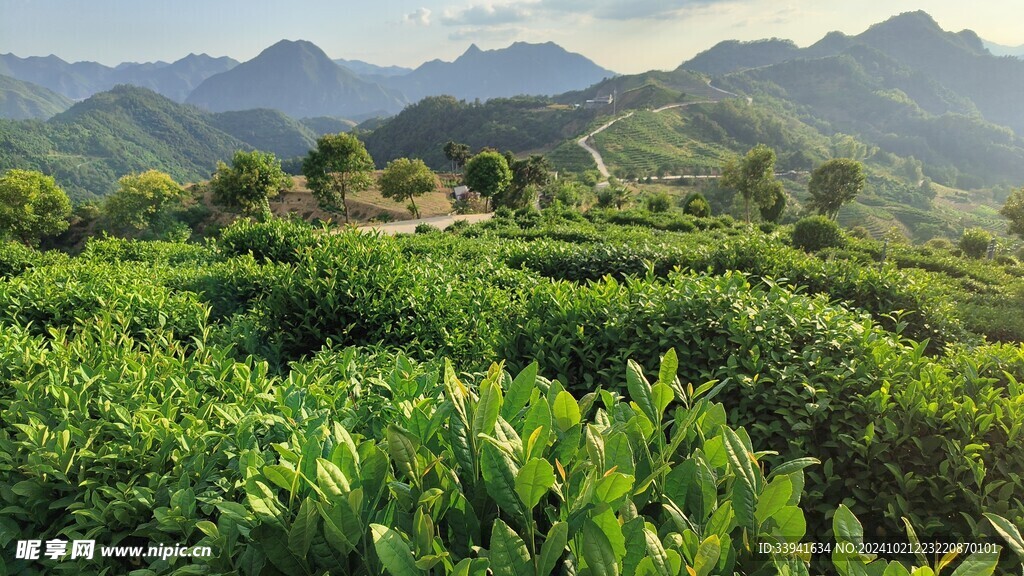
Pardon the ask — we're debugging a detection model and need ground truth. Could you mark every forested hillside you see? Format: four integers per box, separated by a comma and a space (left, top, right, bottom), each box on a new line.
0, 74, 72, 119
0, 86, 315, 200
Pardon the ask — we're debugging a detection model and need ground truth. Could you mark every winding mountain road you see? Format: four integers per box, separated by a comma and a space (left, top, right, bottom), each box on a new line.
576, 80, 744, 179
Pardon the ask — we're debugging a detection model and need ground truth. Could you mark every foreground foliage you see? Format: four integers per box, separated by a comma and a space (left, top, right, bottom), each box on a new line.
1, 214, 1023, 574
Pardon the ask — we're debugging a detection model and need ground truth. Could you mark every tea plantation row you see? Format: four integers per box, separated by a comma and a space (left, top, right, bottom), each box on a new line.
1, 212, 1023, 575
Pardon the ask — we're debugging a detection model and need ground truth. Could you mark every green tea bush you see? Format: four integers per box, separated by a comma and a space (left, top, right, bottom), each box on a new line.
588, 208, 698, 233
0, 240, 39, 278
252, 231, 511, 364
502, 227, 961, 345
494, 270, 1023, 558
0, 326, 857, 575
169, 256, 287, 321
924, 237, 954, 251
414, 222, 440, 234
82, 236, 220, 265
791, 216, 846, 252
960, 227, 993, 259
0, 260, 209, 345
219, 218, 321, 263
847, 225, 872, 239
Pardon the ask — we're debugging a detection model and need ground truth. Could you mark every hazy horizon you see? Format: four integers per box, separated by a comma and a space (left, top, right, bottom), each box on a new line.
2, 1, 1023, 74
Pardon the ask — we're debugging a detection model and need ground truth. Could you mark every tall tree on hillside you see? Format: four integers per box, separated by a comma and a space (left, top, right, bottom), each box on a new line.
443, 141, 471, 173
807, 158, 866, 220
0, 169, 71, 247
463, 151, 511, 212
1000, 187, 1024, 239
303, 133, 375, 223
210, 150, 292, 221
105, 170, 189, 237
721, 144, 782, 223
379, 158, 436, 219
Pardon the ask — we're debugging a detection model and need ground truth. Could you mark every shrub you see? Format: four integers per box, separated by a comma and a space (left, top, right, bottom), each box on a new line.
847, 225, 872, 239
82, 236, 219, 266
414, 222, 440, 234
0, 240, 38, 278
995, 254, 1018, 266
644, 191, 672, 213
959, 227, 992, 259
924, 237, 954, 251
446, 218, 471, 233
791, 215, 846, 251
219, 218, 320, 263
252, 231, 509, 364
682, 191, 712, 217
493, 206, 514, 219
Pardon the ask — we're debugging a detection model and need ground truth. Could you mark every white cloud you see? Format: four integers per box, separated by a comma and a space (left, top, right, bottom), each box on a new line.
441, 2, 537, 26
404, 7, 432, 26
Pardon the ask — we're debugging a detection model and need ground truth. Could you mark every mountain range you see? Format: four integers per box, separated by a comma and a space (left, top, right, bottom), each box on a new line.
376, 42, 615, 104
2, 8, 1024, 238
0, 40, 615, 122
0, 52, 238, 103
984, 40, 1024, 58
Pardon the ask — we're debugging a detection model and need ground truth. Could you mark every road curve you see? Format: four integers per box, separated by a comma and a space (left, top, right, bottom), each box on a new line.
577, 112, 635, 178
576, 99, 720, 180
356, 212, 493, 235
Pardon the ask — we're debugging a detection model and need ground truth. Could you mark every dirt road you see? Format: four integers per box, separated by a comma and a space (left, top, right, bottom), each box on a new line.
356, 213, 493, 235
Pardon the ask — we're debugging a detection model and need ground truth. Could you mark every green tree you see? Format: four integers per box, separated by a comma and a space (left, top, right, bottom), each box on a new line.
0, 169, 72, 246
211, 150, 292, 220
807, 158, 866, 220
496, 153, 551, 209
104, 170, 188, 236
721, 144, 781, 223
463, 151, 511, 212
443, 141, 471, 173
303, 133, 375, 223
1000, 187, 1024, 239
379, 158, 436, 219
758, 185, 786, 223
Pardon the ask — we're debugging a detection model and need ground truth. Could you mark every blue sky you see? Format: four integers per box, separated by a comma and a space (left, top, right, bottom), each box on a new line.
1, 0, 1022, 73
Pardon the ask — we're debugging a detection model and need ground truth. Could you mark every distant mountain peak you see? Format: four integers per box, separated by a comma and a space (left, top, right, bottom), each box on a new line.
186, 38, 405, 118
865, 10, 943, 35
380, 40, 615, 103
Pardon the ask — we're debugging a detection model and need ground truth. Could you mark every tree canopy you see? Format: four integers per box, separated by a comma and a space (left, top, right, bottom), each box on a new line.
303, 133, 375, 223
211, 150, 292, 220
0, 169, 72, 246
495, 153, 552, 209
807, 158, 866, 220
1000, 187, 1024, 239
104, 170, 188, 236
443, 141, 471, 173
721, 144, 782, 222
463, 151, 512, 211
379, 158, 437, 219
